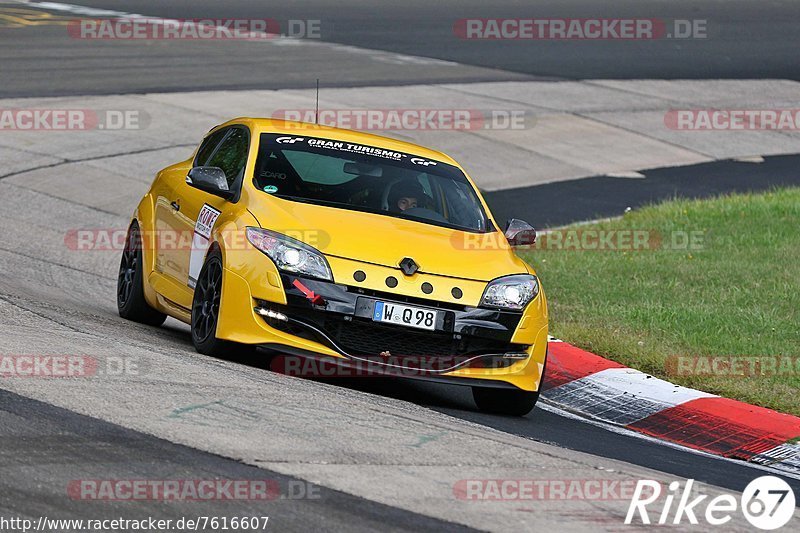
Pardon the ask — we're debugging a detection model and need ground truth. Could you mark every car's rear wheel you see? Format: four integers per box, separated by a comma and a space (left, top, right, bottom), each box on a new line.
117, 221, 167, 326
472, 386, 540, 416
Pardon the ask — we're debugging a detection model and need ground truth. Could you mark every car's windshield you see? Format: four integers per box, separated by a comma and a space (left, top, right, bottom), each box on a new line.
253, 133, 491, 233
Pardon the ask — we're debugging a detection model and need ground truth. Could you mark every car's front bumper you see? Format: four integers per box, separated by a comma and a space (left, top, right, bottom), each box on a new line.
260, 273, 531, 368
215, 253, 548, 391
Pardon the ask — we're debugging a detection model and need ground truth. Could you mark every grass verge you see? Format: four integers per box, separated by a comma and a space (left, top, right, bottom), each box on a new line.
520, 187, 800, 415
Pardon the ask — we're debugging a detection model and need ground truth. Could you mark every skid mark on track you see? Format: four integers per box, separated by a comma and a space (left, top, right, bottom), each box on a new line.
167, 400, 262, 429
410, 431, 448, 448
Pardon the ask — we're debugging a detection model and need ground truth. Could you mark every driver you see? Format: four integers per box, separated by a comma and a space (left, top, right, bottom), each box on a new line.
389, 179, 426, 213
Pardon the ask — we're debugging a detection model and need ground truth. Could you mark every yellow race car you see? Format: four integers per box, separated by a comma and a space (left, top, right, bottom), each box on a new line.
117, 118, 548, 416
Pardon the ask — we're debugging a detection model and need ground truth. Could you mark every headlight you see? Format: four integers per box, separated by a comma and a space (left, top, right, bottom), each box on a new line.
480, 275, 539, 310
246, 227, 333, 281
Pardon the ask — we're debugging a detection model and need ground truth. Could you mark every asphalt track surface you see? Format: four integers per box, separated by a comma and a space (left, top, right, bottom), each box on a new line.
0, 157, 798, 529
332, 377, 800, 496
1, 0, 800, 530
0, 0, 798, 97
485, 153, 800, 228
0, 389, 470, 532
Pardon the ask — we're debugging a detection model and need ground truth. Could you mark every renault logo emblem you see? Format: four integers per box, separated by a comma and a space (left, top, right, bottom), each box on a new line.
399, 257, 419, 276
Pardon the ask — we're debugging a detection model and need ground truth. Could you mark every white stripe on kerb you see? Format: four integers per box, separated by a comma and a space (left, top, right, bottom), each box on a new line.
538, 401, 800, 481
543, 367, 716, 426
750, 443, 800, 476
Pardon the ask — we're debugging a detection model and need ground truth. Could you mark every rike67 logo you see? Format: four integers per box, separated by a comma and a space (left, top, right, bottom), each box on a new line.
626, 476, 795, 530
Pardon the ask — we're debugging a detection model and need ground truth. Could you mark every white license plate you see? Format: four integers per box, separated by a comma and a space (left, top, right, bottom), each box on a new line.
372, 301, 438, 331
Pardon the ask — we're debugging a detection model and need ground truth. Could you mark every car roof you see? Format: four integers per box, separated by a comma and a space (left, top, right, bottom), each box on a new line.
212, 117, 461, 167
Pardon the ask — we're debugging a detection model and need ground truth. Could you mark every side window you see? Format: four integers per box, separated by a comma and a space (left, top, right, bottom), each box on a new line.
206, 128, 249, 187
194, 129, 228, 167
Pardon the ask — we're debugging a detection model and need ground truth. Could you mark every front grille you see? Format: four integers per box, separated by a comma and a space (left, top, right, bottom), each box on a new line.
258, 301, 524, 368
322, 316, 515, 359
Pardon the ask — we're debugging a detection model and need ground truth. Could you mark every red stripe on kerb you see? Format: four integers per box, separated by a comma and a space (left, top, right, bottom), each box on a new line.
627, 397, 800, 460
544, 343, 626, 390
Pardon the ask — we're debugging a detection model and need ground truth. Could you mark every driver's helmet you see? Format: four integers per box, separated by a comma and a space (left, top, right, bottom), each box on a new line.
389, 179, 427, 213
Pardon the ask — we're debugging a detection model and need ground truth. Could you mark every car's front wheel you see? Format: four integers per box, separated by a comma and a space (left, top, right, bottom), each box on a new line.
191, 249, 261, 360
191, 249, 231, 356
117, 221, 167, 326
472, 386, 540, 416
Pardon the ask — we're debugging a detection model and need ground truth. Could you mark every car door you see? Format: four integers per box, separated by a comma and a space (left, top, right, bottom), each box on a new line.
156, 126, 249, 308
154, 128, 227, 292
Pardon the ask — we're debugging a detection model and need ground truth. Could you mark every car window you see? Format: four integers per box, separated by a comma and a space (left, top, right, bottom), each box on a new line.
194, 128, 229, 167
443, 180, 488, 231
283, 151, 353, 185
206, 128, 249, 187
253, 133, 491, 233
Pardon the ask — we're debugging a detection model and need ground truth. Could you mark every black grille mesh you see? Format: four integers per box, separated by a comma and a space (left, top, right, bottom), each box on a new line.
323, 317, 512, 358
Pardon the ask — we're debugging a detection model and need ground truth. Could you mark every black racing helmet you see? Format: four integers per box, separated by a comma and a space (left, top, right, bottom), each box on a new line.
388, 179, 427, 212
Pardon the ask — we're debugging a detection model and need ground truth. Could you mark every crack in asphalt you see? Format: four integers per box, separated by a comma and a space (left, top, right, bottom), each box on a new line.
0, 143, 195, 180
0, 293, 86, 334
0, 244, 115, 280
5, 181, 125, 217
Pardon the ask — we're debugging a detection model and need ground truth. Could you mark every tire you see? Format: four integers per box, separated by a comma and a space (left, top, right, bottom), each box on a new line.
117, 221, 167, 327
472, 387, 540, 416
191, 249, 231, 356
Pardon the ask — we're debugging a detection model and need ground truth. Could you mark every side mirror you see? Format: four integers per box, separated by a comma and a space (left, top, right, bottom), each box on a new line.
505, 219, 537, 246
187, 167, 235, 200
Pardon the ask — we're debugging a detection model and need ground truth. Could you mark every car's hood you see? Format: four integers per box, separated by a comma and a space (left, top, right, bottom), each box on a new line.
249, 197, 528, 282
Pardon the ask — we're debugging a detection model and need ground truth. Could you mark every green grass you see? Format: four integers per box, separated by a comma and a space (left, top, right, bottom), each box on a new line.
520, 188, 800, 415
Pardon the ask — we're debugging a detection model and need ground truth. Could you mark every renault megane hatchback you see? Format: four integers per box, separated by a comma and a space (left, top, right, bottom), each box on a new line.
117, 118, 548, 416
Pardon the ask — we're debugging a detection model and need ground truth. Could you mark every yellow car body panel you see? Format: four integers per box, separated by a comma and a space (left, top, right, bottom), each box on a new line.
131, 118, 548, 392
